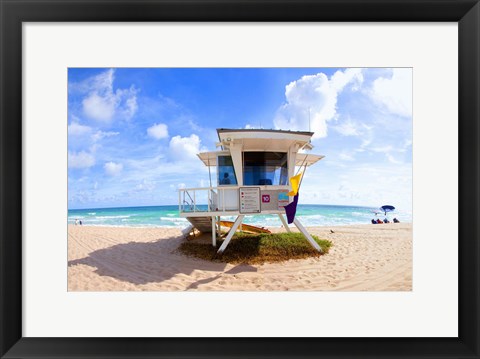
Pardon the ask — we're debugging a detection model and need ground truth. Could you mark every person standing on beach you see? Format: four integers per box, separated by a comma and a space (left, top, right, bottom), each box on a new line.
75, 218, 78, 225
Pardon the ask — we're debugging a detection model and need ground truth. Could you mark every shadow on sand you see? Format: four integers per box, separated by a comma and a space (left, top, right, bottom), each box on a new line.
186, 264, 257, 290
68, 235, 258, 289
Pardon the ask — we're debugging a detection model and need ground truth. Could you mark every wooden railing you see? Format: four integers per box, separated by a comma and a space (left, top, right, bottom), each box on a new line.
178, 186, 240, 213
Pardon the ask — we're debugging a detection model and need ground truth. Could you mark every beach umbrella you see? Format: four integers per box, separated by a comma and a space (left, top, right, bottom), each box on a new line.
380, 205, 395, 216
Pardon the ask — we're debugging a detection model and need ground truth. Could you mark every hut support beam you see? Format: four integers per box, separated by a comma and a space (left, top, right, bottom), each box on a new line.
278, 214, 291, 233
217, 215, 244, 254
293, 218, 322, 253
211, 216, 216, 247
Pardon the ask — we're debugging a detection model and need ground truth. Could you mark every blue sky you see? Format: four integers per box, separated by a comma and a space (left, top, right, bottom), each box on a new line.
68, 68, 412, 210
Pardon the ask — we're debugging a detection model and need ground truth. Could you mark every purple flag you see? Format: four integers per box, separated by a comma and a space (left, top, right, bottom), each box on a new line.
284, 193, 299, 224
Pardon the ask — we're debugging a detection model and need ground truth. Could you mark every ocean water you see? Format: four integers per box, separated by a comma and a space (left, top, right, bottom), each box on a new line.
68, 204, 412, 228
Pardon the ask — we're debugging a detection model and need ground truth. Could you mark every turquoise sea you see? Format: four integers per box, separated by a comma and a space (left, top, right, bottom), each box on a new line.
68, 204, 412, 228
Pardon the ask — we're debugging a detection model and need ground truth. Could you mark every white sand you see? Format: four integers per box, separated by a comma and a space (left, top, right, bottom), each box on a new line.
68, 223, 412, 291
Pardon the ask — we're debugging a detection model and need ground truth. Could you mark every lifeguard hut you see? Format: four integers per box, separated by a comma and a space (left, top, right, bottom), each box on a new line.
178, 128, 324, 254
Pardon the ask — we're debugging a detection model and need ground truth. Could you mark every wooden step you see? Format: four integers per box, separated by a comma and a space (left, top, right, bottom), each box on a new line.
186, 216, 213, 233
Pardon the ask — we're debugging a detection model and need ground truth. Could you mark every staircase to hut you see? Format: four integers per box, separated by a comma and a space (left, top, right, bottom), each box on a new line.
186, 216, 212, 233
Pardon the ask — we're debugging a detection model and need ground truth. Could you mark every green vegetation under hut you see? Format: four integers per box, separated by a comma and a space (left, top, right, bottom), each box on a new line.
178, 232, 332, 264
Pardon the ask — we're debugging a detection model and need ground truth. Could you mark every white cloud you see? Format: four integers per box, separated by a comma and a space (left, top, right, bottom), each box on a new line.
333, 118, 361, 136
169, 183, 186, 190
79, 69, 138, 122
91, 130, 119, 142
147, 123, 169, 139
169, 134, 205, 161
386, 153, 402, 164
68, 121, 91, 136
245, 124, 263, 129
83, 93, 116, 122
369, 68, 412, 117
402, 139, 413, 151
273, 69, 363, 139
68, 151, 95, 169
361, 138, 372, 147
370, 145, 393, 153
331, 68, 364, 91
339, 152, 355, 161
300, 162, 412, 209
123, 94, 138, 119
104, 161, 123, 176
134, 179, 156, 192
369, 144, 407, 163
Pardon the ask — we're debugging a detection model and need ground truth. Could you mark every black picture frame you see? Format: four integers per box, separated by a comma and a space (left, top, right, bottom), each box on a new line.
1, 0, 479, 358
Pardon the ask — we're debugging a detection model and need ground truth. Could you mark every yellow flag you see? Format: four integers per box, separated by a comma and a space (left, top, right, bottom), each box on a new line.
287, 172, 303, 196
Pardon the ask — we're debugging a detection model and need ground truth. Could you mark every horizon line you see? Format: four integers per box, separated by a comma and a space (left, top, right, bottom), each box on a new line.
68, 203, 393, 211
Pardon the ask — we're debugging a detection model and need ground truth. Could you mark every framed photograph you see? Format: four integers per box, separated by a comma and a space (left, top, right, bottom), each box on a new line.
1, 0, 479, 358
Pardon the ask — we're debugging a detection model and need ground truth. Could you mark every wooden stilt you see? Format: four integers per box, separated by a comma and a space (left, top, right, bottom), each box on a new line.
293, 218, 322, 252
278, 214, 291, 233
217, 215, 244, 254
211, 216, 216, 247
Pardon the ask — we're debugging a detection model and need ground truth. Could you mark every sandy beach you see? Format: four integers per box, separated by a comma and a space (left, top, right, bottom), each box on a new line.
68, 223, 412, 291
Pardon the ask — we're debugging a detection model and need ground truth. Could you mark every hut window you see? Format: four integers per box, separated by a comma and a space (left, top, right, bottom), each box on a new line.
218, 155, 237, 186
243, 152, 288, 186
